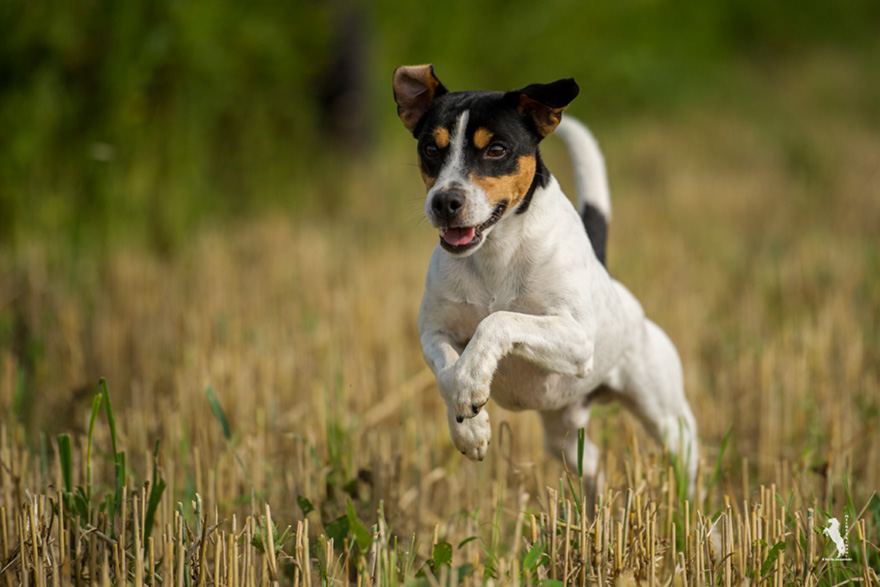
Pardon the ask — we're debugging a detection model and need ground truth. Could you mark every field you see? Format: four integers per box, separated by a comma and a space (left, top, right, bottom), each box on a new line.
2, 51, 880, 584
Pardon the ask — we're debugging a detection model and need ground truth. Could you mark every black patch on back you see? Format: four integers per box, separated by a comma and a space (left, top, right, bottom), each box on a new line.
581, 202, 608, 267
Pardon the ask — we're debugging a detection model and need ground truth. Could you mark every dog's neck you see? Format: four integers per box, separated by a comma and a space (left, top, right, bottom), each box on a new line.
462, 173, 563, 274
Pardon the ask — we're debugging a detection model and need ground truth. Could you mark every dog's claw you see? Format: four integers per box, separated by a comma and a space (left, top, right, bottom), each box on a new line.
469, 398, 488, 417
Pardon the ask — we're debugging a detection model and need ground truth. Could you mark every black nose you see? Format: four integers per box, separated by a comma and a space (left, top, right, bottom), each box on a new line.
431, 188, 466, 225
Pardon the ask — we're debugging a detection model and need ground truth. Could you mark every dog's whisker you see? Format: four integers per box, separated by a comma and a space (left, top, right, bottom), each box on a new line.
407, 211, 428, 225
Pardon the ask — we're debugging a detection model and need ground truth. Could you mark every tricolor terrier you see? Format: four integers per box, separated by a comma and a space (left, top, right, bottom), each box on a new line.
393, 65, 698, 490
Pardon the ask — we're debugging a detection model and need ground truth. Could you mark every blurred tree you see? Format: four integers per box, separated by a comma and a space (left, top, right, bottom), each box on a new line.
318, 0, 372, 155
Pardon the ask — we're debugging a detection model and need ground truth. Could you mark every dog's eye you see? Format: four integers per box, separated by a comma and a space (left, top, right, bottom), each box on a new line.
423, 144, 440, 159
486, 144, 508, 159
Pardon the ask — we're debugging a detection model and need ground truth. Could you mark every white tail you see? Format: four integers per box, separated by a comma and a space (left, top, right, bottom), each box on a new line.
554, 115, 612, 222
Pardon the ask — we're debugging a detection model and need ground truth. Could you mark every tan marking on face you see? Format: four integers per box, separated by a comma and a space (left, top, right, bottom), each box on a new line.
473, 128, 494, 150
432, 127, 450, 149
468, 155, 536, 208
418, 156, 436, 191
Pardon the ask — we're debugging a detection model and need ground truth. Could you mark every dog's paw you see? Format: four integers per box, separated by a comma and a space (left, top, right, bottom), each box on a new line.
450, 367, 491, 423
449, 409, 491, 461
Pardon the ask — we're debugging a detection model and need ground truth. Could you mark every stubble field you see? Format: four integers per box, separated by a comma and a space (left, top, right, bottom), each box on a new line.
1, 54, 879, 585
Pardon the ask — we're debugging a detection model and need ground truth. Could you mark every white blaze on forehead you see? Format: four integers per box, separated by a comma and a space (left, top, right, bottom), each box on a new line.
424, 108, 495, 233
434, 109, 470, 187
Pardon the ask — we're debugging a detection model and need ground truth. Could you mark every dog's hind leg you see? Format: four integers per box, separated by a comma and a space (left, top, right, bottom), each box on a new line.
540, 399, 604, 501
613, 319, 699, 494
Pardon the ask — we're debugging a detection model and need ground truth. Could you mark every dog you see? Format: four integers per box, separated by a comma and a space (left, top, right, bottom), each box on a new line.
392, 64, 698, 491
823, 518, 847, 559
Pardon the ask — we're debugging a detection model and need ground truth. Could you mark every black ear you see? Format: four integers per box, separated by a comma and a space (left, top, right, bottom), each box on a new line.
508, 78, 579, 137
392, 64, 449, 134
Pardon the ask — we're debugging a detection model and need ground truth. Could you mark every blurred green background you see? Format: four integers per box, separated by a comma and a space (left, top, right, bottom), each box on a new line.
2, 0, 878, 251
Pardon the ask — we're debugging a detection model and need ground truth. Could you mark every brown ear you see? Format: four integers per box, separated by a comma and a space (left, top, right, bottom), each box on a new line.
510, 78, 580, 137
392, 64, 448, 134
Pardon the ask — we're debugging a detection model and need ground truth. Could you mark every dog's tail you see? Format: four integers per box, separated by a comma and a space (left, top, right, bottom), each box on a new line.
554, 116, 611, 267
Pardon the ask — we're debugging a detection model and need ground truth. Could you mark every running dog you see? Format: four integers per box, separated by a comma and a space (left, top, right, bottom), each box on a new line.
392, 64, 698, 490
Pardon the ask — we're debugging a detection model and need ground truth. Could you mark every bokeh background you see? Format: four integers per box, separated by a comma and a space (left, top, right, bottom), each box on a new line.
3, 0, 878, 248
2, 0, 880, 573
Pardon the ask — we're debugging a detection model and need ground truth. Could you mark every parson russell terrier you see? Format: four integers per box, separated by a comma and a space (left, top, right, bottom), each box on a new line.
392, 64, 698, 491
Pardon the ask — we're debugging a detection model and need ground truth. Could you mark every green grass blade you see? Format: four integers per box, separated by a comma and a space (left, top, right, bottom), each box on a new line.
523, 539, 545, 572
116, 450, 125, 514
457, 536, 478, 549
577, 427, 586, 506
205, 385, 255, 491
704, 425, 733, 512
100, 378, 123, 517
760, 540, 786, 578
144, 475, 166, 544
205, 386, 232, 441
86, 389, 103, 505
564, 470, 581, 513
99, 377, 119, 455
74, 487, 90, 521
577, 427, 585, 479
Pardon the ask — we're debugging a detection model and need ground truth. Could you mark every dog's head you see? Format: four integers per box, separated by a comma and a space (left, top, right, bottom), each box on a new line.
393, 65, 579, 257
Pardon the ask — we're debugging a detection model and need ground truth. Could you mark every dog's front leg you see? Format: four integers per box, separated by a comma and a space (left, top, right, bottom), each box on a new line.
451, 311, 595, 422
422, 331, 492, 461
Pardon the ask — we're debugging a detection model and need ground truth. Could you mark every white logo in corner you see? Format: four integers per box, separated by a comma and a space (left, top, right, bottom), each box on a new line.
822, 516, 851, 561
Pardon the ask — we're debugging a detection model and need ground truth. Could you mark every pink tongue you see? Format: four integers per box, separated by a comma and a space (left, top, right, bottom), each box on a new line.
443, 226, 476, 246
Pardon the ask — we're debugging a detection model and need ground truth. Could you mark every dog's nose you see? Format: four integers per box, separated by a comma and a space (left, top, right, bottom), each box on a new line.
431, 188, 466, 225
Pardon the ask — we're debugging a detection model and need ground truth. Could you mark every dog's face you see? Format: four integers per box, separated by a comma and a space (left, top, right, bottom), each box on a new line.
393, 65, 579, 256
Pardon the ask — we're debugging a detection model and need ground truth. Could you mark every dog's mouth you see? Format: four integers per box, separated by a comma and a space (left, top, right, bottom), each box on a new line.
439, 202, 507, 254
